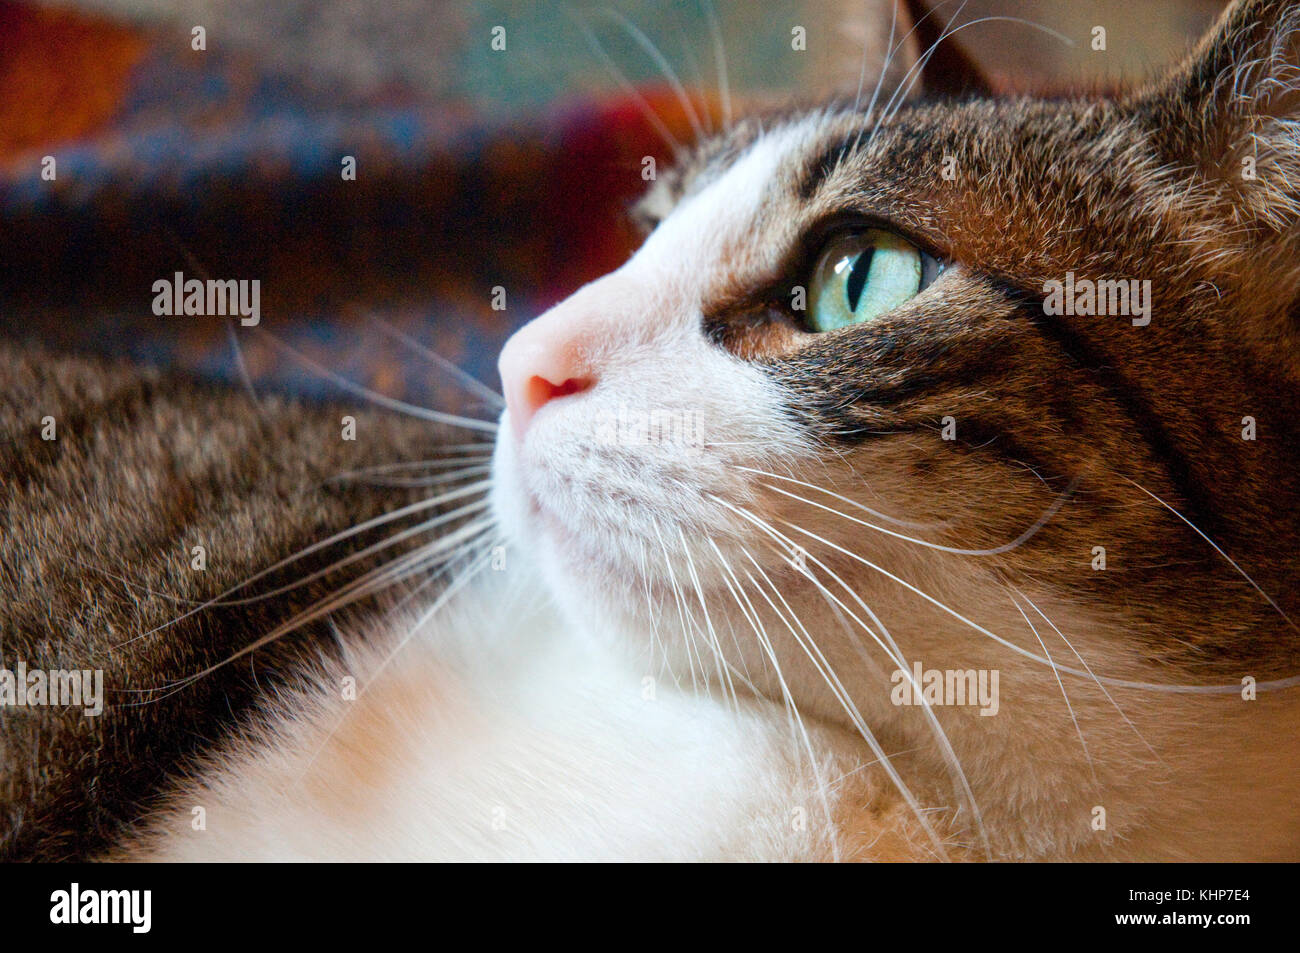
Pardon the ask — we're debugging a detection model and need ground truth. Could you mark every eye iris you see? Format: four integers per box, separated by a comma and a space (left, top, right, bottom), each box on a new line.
806, 227, 932, 333
844, 248, 874, 313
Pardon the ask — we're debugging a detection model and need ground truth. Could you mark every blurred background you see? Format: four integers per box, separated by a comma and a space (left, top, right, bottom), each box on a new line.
0, 0, 1224, 415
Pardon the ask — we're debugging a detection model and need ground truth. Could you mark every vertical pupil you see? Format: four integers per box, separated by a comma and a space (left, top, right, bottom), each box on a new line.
845, 247, 874, 312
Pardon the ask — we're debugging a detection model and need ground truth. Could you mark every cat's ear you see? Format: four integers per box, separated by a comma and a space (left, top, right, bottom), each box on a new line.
826, 0, 991, 107
1132, 0, 1300, 236
900, 0, 995, 98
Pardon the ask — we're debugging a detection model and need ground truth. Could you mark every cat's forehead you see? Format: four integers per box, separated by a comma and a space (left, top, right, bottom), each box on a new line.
628, 117, 828, 288
639, 110, 848, 224
636, 105, 951, 264
642, 98, 1164, 284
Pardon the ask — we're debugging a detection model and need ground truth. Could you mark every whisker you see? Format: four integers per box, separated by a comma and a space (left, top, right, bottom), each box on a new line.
735, 542, 954, 861
705, 539, 842, 861
121, 517, 497, 702
350, 465, 492, 489
653, 520, 704, 694
1012, 585, 1163, 764
225, 317, 266, 419
712, 497, 996, 856
847, 0, 951, 158
635, 534, 675, 685
705, 502, 960, 857
255, 329, 498, 433
872, 0, 974, 144
1008, 591, 1097, 784
565, 4, 687, 162
118, 479, 494, 644
753, 538, 989, 860
762, 506, 1300, 694
746, 466, 1082, 553
1126, 477, 1296, 629
91, 492, 491, 621
734, 464, 945, 529
164, 228, 268, 420
854, 0, 900, 114
877, 12, 1075, 134
329, 450, 495, 481
364, 315, 505, 409
677, 527, 742, 709
735, 563, 852, 860
125, 478, 491, 642
598, 8, 707, 143
290, 535, 502, 780
701, 0, 732, 128
670, 18, 714, 136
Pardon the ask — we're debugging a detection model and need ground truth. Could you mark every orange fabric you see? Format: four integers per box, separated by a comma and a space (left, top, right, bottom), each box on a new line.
0, 1, 146, 158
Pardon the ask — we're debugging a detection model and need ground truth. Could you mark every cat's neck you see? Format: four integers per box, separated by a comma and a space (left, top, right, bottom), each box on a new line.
113, 567, 1300, 861
112, 575, 912, 861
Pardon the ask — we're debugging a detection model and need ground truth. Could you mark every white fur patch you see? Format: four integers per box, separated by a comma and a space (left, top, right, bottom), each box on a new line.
116, 571, 862, 862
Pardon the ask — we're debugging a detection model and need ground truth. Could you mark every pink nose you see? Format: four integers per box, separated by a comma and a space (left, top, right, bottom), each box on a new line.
498, 309, 597, 441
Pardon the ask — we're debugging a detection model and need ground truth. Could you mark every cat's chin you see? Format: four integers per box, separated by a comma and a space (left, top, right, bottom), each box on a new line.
493, 436, 607, 569
488, 410, 811, 653
492, 441, 707, 653
493, 421, 708, 585
491, 432, 638, 604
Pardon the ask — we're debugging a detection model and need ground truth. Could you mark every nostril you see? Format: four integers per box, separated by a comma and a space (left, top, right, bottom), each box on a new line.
552, 376, 593, 400
525, 374, 593, 411
507, 373, 593, 441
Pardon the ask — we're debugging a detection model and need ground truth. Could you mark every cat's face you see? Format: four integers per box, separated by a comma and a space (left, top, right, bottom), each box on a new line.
490, 0, 1300, 858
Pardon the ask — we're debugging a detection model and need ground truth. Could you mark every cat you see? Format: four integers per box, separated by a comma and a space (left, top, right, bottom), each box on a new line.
5, 0, 1300, 861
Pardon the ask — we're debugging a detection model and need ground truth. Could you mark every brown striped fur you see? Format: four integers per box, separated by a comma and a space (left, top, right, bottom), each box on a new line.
0, 344, 455, 859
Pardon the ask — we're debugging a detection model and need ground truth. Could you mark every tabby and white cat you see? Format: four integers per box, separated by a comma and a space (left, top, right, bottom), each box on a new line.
4, 0, 1300, 861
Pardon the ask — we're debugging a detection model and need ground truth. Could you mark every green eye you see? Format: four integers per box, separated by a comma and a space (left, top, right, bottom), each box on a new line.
806, 228, 940, 332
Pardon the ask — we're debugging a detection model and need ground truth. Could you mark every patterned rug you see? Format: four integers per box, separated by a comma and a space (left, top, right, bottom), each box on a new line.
0, 0, 723, 413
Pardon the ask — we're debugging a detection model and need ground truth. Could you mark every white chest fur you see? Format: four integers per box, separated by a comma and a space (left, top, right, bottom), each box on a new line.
118, 576, 856, 862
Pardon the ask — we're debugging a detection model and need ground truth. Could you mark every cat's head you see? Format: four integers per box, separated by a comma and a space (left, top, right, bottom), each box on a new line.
489, 0, 1300, 859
